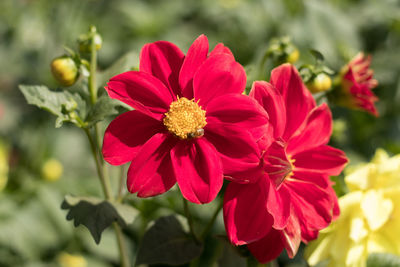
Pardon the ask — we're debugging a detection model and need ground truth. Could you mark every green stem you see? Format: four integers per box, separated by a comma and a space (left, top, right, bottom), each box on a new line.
84, 128, 112, 200
117, 164, 126, 202
88, 26, 98, 105
113, 222, 130, 267
183, 197, 199, 242
200, 199, 223, 240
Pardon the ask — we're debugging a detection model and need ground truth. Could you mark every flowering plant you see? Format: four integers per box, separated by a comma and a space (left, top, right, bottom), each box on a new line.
15, 22, 395, 267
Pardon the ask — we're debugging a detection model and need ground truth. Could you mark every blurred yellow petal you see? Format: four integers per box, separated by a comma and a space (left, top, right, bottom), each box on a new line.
349, 217, 368, 242
345, 242, 367, 267
305, 233, 333, 266
361, 190, 393, 231
368, 232, 398, 255
345, 163, 374, 191
371, 148, 389, 164
339, 191, 363, 217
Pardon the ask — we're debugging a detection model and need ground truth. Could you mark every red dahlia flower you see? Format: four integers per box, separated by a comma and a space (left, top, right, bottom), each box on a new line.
338, 52, 378, 116
223, 64, 348, 263
102, 35, 268, 204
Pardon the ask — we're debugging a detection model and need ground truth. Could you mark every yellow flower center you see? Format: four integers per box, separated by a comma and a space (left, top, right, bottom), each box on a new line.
163, 97, 207, 139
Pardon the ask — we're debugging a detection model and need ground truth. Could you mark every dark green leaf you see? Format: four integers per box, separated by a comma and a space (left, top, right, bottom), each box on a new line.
86, 96, 131, 126
61, 195, 137, 244
136, 215, 203, 266
310, 49, 324, 63
19, 85, 87, 128
367, 253, 400, 267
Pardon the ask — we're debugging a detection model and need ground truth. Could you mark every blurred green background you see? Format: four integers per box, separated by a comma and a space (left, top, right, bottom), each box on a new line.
0, 0, 400, 266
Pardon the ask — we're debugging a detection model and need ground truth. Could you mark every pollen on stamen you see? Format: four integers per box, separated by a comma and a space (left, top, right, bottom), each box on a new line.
163, 97, 207, 139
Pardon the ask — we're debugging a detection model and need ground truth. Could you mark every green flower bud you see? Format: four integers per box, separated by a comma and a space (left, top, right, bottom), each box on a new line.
0, 140, 9, 191
78, 33, 102, 53
307, 73, 332, 93
57, 252, 87, 267
42, 158, 63, 182
287, 48, 300, 64
51, 56, 79, 87
266, 37, 300, 65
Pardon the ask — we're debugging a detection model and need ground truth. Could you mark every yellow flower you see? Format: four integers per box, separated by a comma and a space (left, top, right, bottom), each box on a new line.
305, 149, 400, 267
57, 252, 87, 267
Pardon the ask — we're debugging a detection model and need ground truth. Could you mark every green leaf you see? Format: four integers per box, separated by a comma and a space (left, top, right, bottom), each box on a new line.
136, 215, 203, 266
310, 49, 325, 63
19, 85, 87, 128
61, 195, 137, 244
367, 253, 400, 267
85, 96, 130, 126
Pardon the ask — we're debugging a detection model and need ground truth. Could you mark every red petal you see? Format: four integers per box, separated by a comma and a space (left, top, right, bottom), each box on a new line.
193, 54, 246, 107
250, 81, 286, 138
205, 118, 261, 183
292, 145, 348, 176
102, 110, 163, 165
326, 183, 340, 220
270, 64, 315, 140
171, 138, 223, 204
247, 229, 284, 263
301, 228, 319, 243
223, 180, 273, 245
281, 213, 301, 258
286, 180, 334, 232
299, 184, 339, 243
291, 170, 330, 189
266, 180, 291, 229
287, 103, 332, 155
209, 43, 234, 58
140, 40, 184, 96
107, 71, 174, 120
127, 133, 177, 197
206, 93, 269, 140
331, 188, 340, 220
179, 35, 209, 99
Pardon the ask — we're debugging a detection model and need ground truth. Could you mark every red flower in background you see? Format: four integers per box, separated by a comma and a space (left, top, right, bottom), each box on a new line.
339, 52, 379, 116
223, 64, 348, 263
102, 35, 268, 204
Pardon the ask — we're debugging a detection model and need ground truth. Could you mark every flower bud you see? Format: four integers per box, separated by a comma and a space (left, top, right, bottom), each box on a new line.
58, 252, 87, 267
0, 140, 9, 191
42, 158, 63, 182
51, 56, 79, 87
334, 53, 379, 116
267, 37, 300, 65
307, 73, 332, 93
78, 33, 102, 53
287, 48, 300, 64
